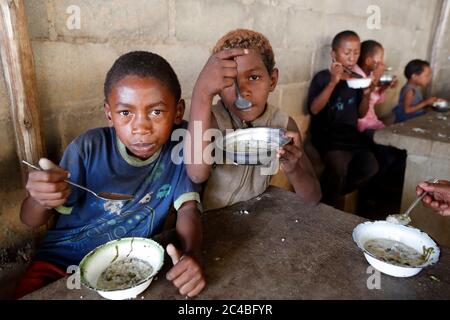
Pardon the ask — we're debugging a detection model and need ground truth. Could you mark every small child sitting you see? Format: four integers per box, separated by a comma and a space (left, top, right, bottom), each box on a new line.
186, 29, 321, 211
356, 40, 398, 133
15, 51, 205, 299
393, 59, 441, 123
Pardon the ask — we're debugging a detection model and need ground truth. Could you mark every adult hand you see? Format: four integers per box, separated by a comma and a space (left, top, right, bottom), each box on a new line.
417, 180, 450, 216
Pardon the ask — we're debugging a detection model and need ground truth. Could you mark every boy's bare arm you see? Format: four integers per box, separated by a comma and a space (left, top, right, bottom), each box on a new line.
358, 88, 372, 117
166, 200, 205, 297
310, 81, 338, 115
279, 118, 322, 204
403, 89, 437, 114
20, 196, 55, 227
310, 63, 343, 115
20, 169, 71, 227
186, 48, 248, 183
175, 200, 203, 256
186, 89, 215, 183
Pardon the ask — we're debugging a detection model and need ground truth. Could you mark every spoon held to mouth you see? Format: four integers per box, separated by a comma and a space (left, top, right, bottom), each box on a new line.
234, 79, 252, 110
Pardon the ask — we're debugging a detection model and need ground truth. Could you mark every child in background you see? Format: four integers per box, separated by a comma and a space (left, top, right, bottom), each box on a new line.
393, 59, 439, 123
15, 51, 205, 299
355, 40, 406, 215
356, 40, 398, 133
307, 30, 378, 208
186, 29, 321, 211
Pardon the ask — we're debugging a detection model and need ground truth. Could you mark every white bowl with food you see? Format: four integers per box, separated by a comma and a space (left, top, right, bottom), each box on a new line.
432, 100, 449, 112
347, 77, 372, 89
216, 127, 291, 165
352, 221, 439, 277
80, 237, 164, 300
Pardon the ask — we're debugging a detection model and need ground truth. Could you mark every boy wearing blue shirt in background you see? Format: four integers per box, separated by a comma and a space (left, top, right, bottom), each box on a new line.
15, 51, 205, 299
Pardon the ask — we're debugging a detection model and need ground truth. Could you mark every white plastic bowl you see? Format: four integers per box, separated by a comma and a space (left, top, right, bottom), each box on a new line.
352, 221, 439, 277
432, 100, 449, 111
80, 237, 164, 300
347, 77, 372, 89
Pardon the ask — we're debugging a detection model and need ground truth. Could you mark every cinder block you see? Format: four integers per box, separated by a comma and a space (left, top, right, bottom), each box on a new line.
279, 82, 309, 117
24, 0, 49, 39
276, 48, 313, 84
175, 0, 248, 46
52, 0, 169, 42
286, 8, 325, 49
32, 41, 117, 113
250, 2, 288, 48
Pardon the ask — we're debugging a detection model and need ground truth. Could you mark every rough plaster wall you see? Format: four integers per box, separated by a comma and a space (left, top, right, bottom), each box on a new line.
0, 0, 446, 270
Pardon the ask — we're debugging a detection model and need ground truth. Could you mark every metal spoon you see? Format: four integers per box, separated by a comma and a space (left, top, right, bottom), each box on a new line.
234, 79, 252, 110
386, 178, 439, 225
22, 160, 134, 202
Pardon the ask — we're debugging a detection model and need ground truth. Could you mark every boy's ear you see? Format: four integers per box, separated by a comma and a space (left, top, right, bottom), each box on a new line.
269, 68, 279, 92
104, 102, 113, 127
331, 51, 336, 62
174, 99, 185, 125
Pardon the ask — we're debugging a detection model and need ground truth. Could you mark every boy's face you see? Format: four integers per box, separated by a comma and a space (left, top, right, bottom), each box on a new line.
412, 66, 432, 87
366, 47, 384, 71
220, 50, 278, 123
104, 75, 184, 160
332, 36, 361, 69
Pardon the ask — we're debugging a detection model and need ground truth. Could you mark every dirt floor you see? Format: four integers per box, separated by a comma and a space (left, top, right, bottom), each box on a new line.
0, 242, 33, 299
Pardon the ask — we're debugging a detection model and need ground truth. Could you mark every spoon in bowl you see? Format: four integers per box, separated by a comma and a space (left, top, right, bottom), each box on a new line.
22, 159, 134, 202
386, 178, 439, 225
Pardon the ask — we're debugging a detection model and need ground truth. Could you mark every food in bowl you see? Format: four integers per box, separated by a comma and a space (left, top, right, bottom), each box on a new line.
218, 127, 291, 165
347, 77, 372, 89
96, 257, 154, 290
80, 237, 164, 300
363, 238, 434, 267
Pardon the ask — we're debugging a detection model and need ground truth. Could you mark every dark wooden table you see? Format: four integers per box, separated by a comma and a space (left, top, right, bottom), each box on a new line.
23, 187, 450, 300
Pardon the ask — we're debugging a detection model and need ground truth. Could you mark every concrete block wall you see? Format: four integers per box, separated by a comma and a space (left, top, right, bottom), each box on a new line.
0, 0, 446, 249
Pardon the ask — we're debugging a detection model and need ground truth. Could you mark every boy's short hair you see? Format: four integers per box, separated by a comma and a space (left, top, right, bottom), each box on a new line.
331, 30, 360, 51
357, 40, 383, 66
404, 59, 430, 79
212, 28, 275, 73
104, 51, 181, 102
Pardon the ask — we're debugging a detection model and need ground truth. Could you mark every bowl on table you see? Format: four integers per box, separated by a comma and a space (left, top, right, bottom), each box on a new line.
432, 100, 449, 112
347, 77, 372, 89
79, 237, 164, 300
215, 127, 292, 166
352, 221, 439, 277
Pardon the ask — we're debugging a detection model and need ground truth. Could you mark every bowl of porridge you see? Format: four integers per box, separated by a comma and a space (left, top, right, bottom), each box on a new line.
352, 221, 439, 277
79, 237, 164, 300
216, 127, 292, 165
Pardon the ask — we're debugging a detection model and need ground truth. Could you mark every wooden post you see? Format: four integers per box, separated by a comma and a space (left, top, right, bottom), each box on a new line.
0, 0, 45, 185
